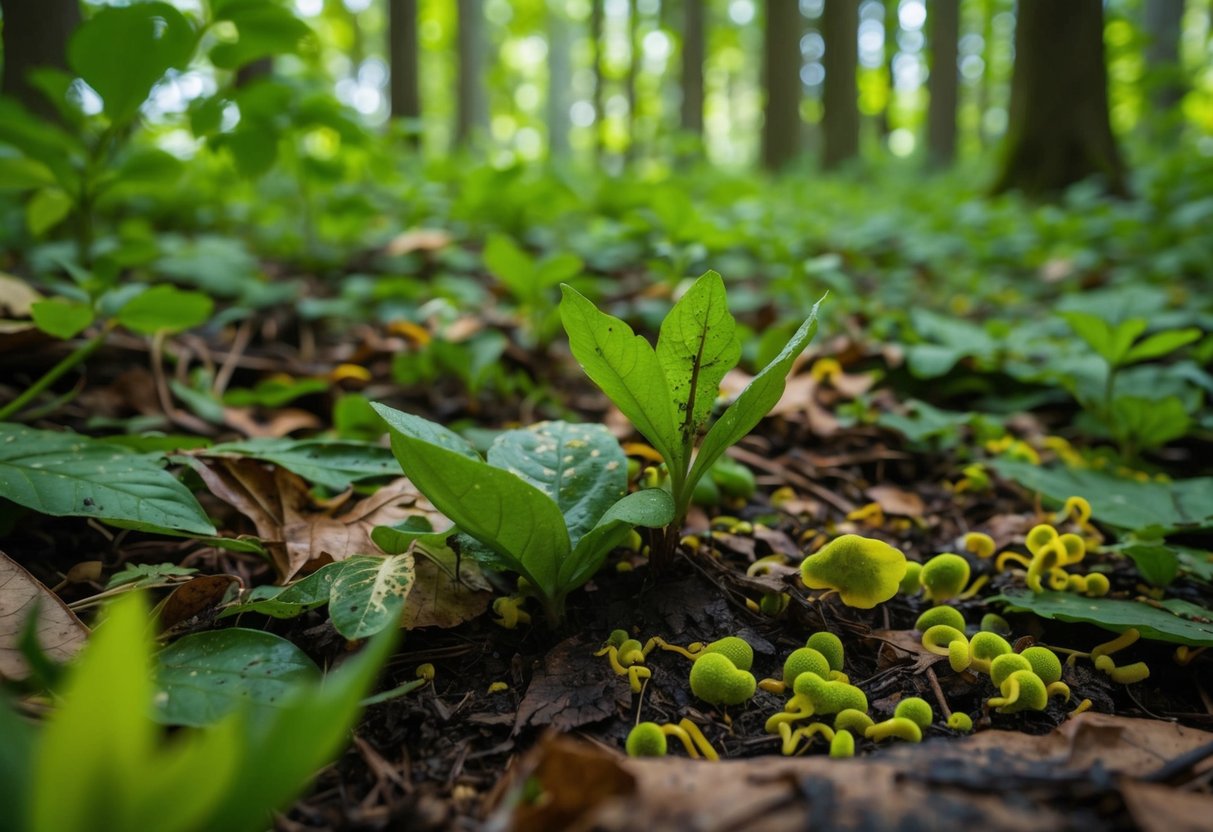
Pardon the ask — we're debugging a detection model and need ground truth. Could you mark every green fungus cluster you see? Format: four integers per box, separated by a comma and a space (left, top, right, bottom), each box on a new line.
689, 637, 757, 707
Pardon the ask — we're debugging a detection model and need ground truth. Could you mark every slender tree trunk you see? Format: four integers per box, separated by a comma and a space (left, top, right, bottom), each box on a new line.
590, 0, 605, 159
992, 0, 1127, 197
388, 0, 421, 140
878, 0, 898, 137
681, 0, 706, 137
822, 0, 859, 169
0, 0, 80, 120
762, 0, 802, 171
1144, 0, 1186, 114
455, 0, 488, 147
977, 0, 994, 147
547, 0, 573, 158
625, 0, 640, 161
926, 0, 959, 165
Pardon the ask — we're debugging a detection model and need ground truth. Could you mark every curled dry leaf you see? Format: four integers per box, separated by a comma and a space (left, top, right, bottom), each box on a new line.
159, 574, 243, 631
866, 484, 926, 518
0, 551, 88, 680
189, 457, 445, 581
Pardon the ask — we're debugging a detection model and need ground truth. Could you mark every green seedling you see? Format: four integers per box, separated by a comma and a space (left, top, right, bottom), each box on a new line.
373, 409, 675, 625
800, 534, 908, 609
560, 271, 823, 569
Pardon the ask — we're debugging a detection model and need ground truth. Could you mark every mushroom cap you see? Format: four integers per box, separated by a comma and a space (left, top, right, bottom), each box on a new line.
899, 561, 923, 595
947, 712, 974, 732
800, 534, 908, 609
829, 729, 856, 758
996, 670, 1048, 713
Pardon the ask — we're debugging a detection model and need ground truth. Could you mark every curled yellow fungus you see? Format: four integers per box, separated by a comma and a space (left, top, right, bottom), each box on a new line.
866, 717, 922, 742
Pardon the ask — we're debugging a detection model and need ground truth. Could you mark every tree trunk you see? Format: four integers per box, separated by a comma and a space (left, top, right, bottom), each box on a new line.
625, 0, 640, 161
1143, 0, 1186, 114
762, 0, 802, 171
387, 0, 421, 136
992, 0, 1127, 197
590, 0, 605, 159
977, 0, 994, 147
878, 0, 898, 137
822, 0, 859, 169
0, 0, 80, 120
680, 0, 705, 136
455, 0, 488, 147
547, 0, 573, 158
926, 0, 959, 166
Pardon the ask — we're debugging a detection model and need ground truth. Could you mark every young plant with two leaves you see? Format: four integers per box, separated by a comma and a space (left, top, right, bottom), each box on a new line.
559, 270, 823, 570
370, 412, 674, 626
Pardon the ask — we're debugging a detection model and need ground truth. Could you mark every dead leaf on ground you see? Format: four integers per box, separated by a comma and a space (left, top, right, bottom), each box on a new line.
158, 574, 242, 631
1120, 780, 1213, 832
0, 551, 89, 680
513, 635, 629, 735
384, 228, 453, 256
865, 484, 925, 518
868, 628, 948, 673
189, 458, 442, 581
403, 547, 492, 630
222, 406, 322, 438
487, 714, 1213, 832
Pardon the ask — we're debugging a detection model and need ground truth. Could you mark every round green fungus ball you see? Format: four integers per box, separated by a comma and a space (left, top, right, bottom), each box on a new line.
793, 673, 868, 715
783, 647, 831, 686
899, 561, 922, 595
920, 553, 971, 603
806, 632, 845, 672
690, 652, 756, 706
989, 653, 1032, 687
915, 605, 965, 633
893, 697, 933, 729
979, 613, 1011, 635
702, 636, 754, 672
625, 722, 668, 757
800, 534, 907, 609
947, 712, 973, 732
970, 632, 1012, 665
1021, 646, 1063, 685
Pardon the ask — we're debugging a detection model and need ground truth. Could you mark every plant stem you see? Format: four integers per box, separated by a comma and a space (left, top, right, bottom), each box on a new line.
0, 322, 114, 421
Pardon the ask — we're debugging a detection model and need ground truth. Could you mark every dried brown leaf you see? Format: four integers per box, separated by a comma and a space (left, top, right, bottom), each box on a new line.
0, 551, 88, 680
866, 485, 925, 518
402, 548, 492, 630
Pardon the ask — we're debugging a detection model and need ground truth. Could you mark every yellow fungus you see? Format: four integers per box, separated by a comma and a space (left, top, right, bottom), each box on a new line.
846, 502, 885, 527
915, 605, 966, 633
415, 663, 435, 682
488, 681, 509, 694
690, 652, 756, 706
968, 632, 1012, 674
678, 719, 720, 760
806, 632, 845, 672
492, 596, 531, 629
626, 722, 668, 757
702, 636, 754, 671
894, 697, 933, 728
980, 613, 1011, 635
829, 729, 856, 757
962, 532, 996, 559
920, 553, 971, 603
800, 534, 908, 609
1083, 573, 1110, 596
947, 712, 973, 732
988, 670, 1047, 713
866, 717, 922, 742
899, 561, 922, 595
1068, 698, 1093, 718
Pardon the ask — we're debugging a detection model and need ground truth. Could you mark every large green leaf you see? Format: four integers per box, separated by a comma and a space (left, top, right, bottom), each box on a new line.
116, 285, 213, 335
993, 590, 1213, 647
563, 489, 675, 588
154, 629, 320, 727
656, 271, 741, 453
372, 403, 479, 461
328, 554, 416, 639
31, 298, 94, 340
483, 233, 535, 301
68, 3, 196, 123
0, 425, 214, 535
992, 460, 1213, 532
374, 405, 570, 598
202, 438, 399, 492
686, 298, 822, 499
487, 421, 626, 547
559, 284, 680, 467
209, 1, 313, 70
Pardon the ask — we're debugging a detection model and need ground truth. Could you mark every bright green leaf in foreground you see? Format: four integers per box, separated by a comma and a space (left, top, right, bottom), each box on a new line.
116, 285, 214, 335
31, 298, 94, 339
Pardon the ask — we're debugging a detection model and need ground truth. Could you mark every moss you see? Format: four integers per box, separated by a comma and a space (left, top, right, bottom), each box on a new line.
806, 632, 845, 672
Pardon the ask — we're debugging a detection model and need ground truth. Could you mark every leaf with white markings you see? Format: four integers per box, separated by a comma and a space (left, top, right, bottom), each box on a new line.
328, 554, 416, 639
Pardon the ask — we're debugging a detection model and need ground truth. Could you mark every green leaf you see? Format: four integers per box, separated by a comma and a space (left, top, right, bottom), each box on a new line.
483, 233, 535, 300
1123, 328, 1202, 364
992, 460, 1213, 532
687, 298, 822, 501
0, 694, 33, 831
1109, 395, 1191, 449
371, 515, 456, 556
0, 156, 57, 191
487, 421, 627, 547
372, 403, 479, 461
68, 3, 196, 123
221, 377, 329, 408
202, 438, 399, 492
154, 629, 320, 727
0, 425, 215, 535
1120, 544, 1180, 587
656, 271, 741, 452
328, 554, 416, 639
217, 561, 343, 620
374, 405, 570, 599
30, 298, 94, 339
116, 285, 214, 335
209, 1, 313, 70
564, 488, 674, 588
536, 252, 584, 288
26, 187, 73, 236
993, 590, 1213, 647
559, 284, 680, 467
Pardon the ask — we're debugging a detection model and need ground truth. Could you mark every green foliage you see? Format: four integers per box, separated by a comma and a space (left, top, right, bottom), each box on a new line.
994, 590, 1213, 647
1, 591, 394, 832
372, 407, 673, 624
559, 272, 822, 562
0, 425, 214, 535
200, 438, 399, 492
